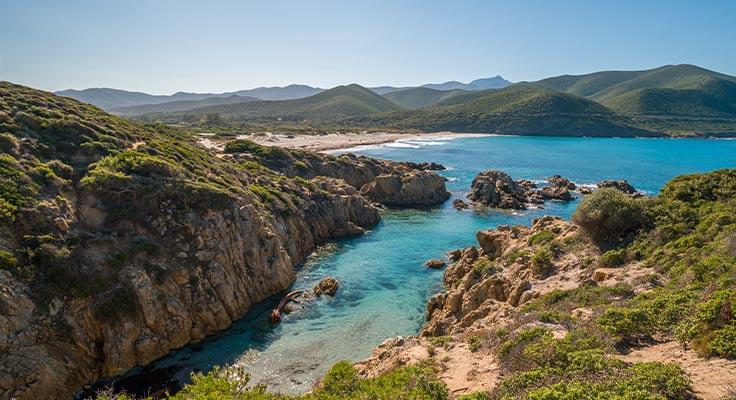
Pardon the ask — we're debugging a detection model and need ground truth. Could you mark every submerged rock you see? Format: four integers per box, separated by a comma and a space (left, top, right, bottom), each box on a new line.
453, 199, 469, 210
314, 277, 340, 296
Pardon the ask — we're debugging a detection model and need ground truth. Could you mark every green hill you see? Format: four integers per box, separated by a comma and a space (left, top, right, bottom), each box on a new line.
382, 87, 467, 108
532, 64, 736, 117
110, 95, 260, 116
159, 84, 404, 123
356, 87, 656, 137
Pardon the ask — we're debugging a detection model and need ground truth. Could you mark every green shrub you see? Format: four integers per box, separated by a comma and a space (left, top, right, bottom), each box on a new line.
528, 230, 556, 246
0, 250, 18, 271
572, 188, 648, 246
467, 335, 483, 352
531, 248, 554, 276
472, 258, 500, 275
505, 249, 529, 264
597, 307, 653, 344
709, 324, 736, 356
599, 248, 627, 267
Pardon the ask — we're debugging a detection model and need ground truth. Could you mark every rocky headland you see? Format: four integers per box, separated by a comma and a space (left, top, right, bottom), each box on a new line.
0, 83, 450, 399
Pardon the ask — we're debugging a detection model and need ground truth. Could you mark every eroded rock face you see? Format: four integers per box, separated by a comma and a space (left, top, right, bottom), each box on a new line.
360, 171, 450, 206
0, 178, 382, 399
467, 170, 527, 209
422, 216, 595, 336
0, 156, 450, 400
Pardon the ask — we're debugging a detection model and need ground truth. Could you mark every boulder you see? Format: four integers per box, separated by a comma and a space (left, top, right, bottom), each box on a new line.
424, 259, 446, 269
453, 199, 469, 210
313, 277, 339, 296
548, 175, 576, 190
360, 171, 450, 206
578, 187, 593, 195
405, 161, 446, 171
537, 186, 574, 201
597, 180, 637, 195
467, 170, 527, 209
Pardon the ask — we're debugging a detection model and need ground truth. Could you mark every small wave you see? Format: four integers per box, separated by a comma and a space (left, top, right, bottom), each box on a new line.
385, 142, 421, 149
328, 144, 382, 153
401, 140, 448, 146
445, 177, 459, 182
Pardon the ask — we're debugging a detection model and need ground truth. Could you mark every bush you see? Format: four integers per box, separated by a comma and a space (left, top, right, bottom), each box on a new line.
709, 324, 736, 356
599, 248, 627, 267
0, 250, 18, 271
572, 189, 648, 246
531, 248, 554, 277
597, 307, 653, 345
467, 335, 483, 352
528, 230, 556, 246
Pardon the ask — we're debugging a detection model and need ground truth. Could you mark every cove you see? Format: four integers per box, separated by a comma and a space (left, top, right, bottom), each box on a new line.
97, 135, 736, 397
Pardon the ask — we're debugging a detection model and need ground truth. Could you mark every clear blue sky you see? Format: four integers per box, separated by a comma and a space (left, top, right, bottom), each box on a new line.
1, 0, 735, 94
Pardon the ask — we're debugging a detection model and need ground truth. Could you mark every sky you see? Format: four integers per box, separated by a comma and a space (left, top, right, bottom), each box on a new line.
1, 0, 735, 94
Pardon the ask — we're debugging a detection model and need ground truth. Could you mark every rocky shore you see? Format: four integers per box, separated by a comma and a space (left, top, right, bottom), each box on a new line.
466, 170, 639, 209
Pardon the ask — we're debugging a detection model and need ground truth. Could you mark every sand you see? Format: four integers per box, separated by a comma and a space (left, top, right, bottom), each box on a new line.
234, 132, 493, 152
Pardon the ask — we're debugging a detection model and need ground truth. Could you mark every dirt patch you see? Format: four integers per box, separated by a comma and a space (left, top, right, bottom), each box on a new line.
618, 341, 736, 400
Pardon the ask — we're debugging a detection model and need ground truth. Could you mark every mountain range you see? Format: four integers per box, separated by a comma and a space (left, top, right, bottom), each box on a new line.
54, 65, 736, 137
55, 76, 513, 113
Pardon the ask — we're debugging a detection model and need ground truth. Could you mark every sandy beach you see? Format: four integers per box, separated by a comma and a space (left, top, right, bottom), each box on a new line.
232, 132, 493, 153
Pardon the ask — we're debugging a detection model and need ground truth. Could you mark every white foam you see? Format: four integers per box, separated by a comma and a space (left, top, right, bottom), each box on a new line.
402, 140, 448, 146
384, 142, 421, 149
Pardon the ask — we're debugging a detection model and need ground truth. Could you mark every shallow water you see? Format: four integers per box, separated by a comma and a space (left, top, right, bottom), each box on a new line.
110, 136, 736, 396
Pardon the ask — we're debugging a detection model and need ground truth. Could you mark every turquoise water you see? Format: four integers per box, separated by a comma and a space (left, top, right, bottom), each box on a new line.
121, 136, 736, 396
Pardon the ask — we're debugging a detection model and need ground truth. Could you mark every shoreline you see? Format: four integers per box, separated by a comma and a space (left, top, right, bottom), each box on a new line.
205, 131, 736, 154
239, 132, 496, 153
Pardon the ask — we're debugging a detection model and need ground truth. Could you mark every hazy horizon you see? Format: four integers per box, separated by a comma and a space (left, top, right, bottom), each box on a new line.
2, 0, 735, 94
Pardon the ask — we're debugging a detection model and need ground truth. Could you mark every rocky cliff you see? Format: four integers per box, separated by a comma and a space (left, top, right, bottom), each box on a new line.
0, 83, 449, 399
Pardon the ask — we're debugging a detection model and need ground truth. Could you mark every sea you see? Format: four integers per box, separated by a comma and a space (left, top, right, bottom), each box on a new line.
94, 135, 736, 397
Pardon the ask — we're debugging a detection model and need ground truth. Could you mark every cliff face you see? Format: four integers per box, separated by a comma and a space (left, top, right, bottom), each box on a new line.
0, 83, 449, 399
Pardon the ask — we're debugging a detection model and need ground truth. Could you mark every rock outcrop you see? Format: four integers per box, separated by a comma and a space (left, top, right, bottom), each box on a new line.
404, 161, 446, 171
360, 171, 450, 206
597, 179, 637, 195
548, 174, 576, 190
423, 216, 594, 336
538, 186, 574, 201
453, 199, 469, 210
467, 171, 576, 209
467, 170, 528, 209
424, 259, 446, 269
